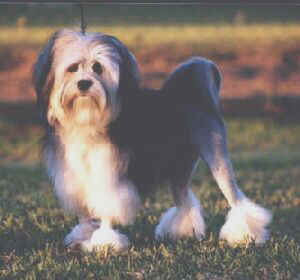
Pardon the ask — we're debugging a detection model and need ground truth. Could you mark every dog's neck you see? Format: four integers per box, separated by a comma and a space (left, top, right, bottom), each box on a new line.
56, 121, 107, 140
56, 123, 111, 158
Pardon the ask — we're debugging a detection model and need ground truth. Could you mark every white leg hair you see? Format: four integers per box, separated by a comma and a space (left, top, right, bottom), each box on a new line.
64, 218, 99, 248
80, 220, 129, 252
64, 219, 129, 252
47, 131, 140, 251
219, 197, 272, 245
155, 189, 205, 241
211, 157, 272, 245
202, 130, 272, 245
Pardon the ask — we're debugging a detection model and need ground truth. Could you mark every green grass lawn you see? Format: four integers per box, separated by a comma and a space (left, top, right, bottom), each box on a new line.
0, 116, 300, 279
2, 24, 300, 50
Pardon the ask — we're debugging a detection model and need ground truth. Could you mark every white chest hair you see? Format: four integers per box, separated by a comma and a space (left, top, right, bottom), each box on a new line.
62, 131, 118, 191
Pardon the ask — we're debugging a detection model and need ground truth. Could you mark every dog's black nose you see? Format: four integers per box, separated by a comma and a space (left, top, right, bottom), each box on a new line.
78, 80, 93, 92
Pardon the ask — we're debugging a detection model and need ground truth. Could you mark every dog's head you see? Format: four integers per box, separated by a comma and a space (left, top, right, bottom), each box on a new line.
33, 29, 139, 130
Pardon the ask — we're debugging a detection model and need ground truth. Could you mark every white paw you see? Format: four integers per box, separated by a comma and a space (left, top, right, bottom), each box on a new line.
220, 198, 272, 246
64, 221, 99, 248
155, 207, 177, 240
80, 224, 129, 252
155, 191, 205, 241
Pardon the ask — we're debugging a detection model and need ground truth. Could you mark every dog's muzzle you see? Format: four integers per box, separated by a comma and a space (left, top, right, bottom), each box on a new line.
62, 82, 105, 111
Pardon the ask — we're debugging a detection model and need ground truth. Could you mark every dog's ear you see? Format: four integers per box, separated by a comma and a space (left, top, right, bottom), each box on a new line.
119, 46, 140, 93
103, 35, 140, 94
33, 31, 61, 126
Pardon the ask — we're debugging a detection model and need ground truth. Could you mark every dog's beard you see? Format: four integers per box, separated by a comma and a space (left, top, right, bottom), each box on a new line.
70, 95, 102, 126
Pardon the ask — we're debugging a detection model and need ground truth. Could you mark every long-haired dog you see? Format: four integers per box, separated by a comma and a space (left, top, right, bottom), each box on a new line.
33, 29, 272, 251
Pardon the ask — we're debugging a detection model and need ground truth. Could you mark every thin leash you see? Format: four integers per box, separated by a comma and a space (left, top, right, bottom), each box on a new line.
79, 3, 87, 35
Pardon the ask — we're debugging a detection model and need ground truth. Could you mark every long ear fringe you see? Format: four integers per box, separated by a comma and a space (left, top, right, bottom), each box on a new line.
33, 31, 63, 126
33, 31, 61, 96
102, 35, 140, 94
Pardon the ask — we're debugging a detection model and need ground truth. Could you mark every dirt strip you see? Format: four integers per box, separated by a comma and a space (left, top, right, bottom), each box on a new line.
1, 45, 300, 119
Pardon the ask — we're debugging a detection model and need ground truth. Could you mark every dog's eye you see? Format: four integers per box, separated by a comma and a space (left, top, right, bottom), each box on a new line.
92, 62, 103, 75
67, 63, 79, 73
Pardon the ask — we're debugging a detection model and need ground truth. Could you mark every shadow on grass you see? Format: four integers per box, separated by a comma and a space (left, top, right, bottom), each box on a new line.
272, 207, 300, 243
2, 95, 300, 126
0, 221, 68, 255
0, 102, 39, 125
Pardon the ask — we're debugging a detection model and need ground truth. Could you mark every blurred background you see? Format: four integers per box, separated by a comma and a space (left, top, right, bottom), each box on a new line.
1, 3, 300, 165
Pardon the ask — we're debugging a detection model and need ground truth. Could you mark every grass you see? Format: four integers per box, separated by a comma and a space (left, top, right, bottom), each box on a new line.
0, 116, 300, 279
1, 24, 300, 50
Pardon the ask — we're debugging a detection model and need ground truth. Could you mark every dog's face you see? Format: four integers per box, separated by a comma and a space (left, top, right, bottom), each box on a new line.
33, 29, 139, 130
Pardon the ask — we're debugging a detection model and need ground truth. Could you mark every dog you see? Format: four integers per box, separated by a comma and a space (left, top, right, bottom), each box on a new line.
33, 29, 272, 251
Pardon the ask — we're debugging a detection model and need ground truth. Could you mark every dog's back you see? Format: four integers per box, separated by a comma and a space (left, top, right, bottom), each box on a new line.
108, 88, 188, 192
109, 57, 223, 194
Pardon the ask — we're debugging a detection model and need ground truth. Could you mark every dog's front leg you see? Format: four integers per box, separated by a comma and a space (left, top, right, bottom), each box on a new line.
64, 218, 100, 248
74, 180, 140, 252
65, 217, 130, 252
80, 218, 130, 252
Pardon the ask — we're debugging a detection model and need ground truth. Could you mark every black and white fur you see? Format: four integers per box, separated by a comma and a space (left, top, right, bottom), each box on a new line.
33, 29, 271, 251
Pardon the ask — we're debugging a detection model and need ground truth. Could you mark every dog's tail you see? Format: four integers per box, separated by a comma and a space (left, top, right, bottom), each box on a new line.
161, 57, 222, 119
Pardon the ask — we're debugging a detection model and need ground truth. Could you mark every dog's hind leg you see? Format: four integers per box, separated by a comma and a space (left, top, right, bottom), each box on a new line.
161, 57, 272, 245
155, 153, 206, 241
195, 112, 272, 245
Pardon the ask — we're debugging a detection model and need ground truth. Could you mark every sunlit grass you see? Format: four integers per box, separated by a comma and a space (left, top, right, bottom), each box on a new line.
1, 24, 300, 48
1, 117, 299, 166
1, 117, 300, 278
